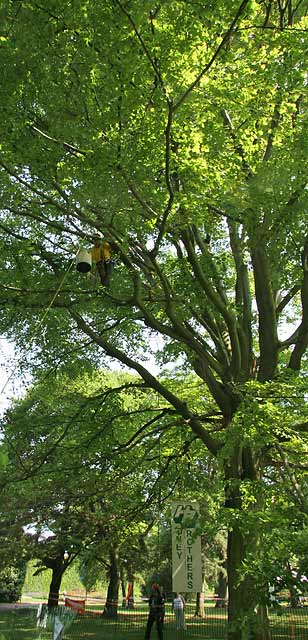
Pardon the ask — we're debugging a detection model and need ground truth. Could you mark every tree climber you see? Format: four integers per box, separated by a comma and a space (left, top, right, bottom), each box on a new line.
90, 234, 114, 287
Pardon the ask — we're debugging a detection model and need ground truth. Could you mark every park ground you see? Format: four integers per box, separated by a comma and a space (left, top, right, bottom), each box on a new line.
0, 601, 308, 639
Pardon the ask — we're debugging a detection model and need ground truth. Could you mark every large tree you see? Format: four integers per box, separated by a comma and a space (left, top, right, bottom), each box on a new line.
1, 1, 308, 637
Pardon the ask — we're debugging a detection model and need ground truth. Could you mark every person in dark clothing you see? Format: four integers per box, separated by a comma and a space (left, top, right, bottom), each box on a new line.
144, 583, 166, 640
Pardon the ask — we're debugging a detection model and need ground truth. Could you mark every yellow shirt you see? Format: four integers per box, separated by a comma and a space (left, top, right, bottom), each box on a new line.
90, 242, 111, 262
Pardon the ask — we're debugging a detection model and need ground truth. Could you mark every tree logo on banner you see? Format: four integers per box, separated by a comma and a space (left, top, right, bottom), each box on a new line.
172, 503, 199, 530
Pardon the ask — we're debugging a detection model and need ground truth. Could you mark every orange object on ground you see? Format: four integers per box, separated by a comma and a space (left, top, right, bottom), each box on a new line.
65, 597, 86, 614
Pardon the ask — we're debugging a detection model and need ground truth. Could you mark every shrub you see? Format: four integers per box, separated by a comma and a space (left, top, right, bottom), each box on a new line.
0, 563, 26, 603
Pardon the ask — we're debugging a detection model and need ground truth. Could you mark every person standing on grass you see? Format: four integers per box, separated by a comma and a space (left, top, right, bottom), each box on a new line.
144, 583, 166, 640
172, 592, 186, 630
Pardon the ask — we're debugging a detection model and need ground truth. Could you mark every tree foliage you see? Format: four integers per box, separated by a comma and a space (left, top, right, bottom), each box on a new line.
1, 1, 308, 636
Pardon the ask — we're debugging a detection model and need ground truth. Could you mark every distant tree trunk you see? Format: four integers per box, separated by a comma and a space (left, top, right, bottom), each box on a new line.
289, 585, 300, 608
47, 560, 65, 607
102, 547, 120, 618
194, 591, 205, 617
120, 565, 126, 607
121, 583, 126, 607
289, 592, 298, 608
287, 564, 301, 608
127, 578, 134, 608
215, 562, 228, 608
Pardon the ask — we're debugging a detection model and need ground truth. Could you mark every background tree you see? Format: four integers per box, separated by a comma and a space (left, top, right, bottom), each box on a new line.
0, 516, 27, 603
2, 368, 211, 612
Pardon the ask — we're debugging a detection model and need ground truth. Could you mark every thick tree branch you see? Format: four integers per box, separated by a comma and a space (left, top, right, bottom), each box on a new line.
288, 240, 308, 370
251, 242, 278, 381
279, 326, 300, 350
228, 220, 253, 378
69, 308, 221, 454
276, 284, 301, 316
193, 356, 240, 420
193, 309, 232, 371
181, 229, 242, 379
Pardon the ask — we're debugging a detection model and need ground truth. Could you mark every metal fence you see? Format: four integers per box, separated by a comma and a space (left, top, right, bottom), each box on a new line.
1, 598, 308, 639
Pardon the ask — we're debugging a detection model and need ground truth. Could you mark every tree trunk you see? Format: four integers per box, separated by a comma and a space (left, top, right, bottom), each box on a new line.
47, 564, 64, 608
194, 591, 205, 617
102, 547, 120, 618
227, 530, 270, 640
215, 562, 228, 608
225, 448, 270, 640
227, 526, 257, 639
120, 564, 126, 608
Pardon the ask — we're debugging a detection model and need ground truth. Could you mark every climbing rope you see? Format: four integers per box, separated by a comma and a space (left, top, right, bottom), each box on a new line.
0, 239, 85, 403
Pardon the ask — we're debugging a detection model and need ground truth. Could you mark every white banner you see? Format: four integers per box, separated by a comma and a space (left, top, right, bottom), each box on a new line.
53, 617, 64, 640
171, 501, 202, 592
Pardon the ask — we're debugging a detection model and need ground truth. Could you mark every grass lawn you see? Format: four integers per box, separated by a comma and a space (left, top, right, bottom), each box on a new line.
0, 605, 307, 639
0, 608, 226, 640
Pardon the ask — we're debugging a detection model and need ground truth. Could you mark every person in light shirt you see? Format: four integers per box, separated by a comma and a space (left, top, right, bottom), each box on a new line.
172, 592, 186, 630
